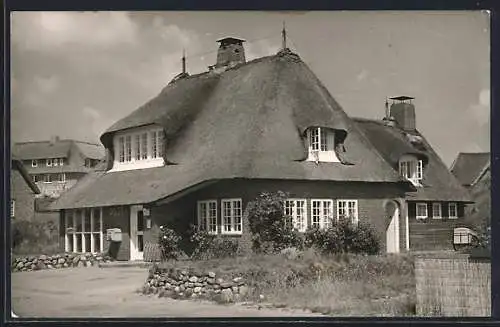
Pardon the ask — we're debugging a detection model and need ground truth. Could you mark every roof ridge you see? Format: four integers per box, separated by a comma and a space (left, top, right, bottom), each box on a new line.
15, 139, 100, 146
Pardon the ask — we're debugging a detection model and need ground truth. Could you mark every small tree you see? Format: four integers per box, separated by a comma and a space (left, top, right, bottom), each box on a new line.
246, 191, 303, 253
158, 226, 182, 261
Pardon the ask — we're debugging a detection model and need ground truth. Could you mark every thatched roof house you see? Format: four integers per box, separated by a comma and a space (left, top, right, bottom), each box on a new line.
11, 156, 41, 221
50, 37, 471, 260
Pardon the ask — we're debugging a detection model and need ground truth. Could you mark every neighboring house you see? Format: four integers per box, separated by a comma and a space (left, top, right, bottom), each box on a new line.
450, 152, 491, 237
450, 152, 490, 190
13, 136, 104, 199
354, 98, 472, 251
51, 37, 468, 260
11, 156, 41, 221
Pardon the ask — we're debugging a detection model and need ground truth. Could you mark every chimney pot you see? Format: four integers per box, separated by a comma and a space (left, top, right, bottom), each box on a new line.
388, 96, 416, 130
214, 37, 246, 69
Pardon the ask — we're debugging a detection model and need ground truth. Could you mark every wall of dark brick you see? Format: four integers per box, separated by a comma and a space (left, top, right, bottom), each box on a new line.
408, 201, 468, 251
145, 179, 408, 254
10, 169, 37, 222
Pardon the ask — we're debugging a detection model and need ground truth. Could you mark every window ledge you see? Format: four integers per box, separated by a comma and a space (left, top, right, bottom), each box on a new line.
220, 232, 243, 236
109, 158, 164, 172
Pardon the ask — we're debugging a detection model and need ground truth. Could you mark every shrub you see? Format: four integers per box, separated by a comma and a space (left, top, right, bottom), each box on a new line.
190, 226, 240, 259
189, 228, 215, 260
158, 226, 182, 260
209, 238, 240, 259
11, 219, 59, 254
304, 217, 380, 255
246, 191, 304, 253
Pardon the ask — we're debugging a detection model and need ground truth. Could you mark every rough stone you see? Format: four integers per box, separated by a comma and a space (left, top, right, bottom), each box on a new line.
86, 261, 92, 267
56, 264, 62, 269
58, 258, 65, 264
72, 256, 80, 264
194, 282, 203, 287
214, 289, 221, 294
188, 276, 198, 283
208, 271, 216, 278
174, 286, 180, 293
232, 286, 239, 293
47, 265, 54, 269
220, 289, 233, 303
194, 287, 202, 293
77, 261, 85, 268
207, 278, 215, 284
233, 277, 243, 283
239, 285, 249, 297
16, 262, 24, 269
220, 282, 233, 289
179, 285, 186, 292
180, 270, 188, 275
39, 255, 47, 261
216, 278, 224, 284
213, 284, 221, 290
63, 263, 69, 268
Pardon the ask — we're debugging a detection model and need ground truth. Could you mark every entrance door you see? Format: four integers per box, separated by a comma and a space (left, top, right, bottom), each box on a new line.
130, 205, 145, 261
385, 201, 400, 253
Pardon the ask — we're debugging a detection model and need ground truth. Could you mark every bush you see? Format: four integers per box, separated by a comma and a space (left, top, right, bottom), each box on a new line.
190, 227, 240, 259
304, 217, 380, 255
11, 220, 59, 254
246, 191, 304, 253
158, 226, 182, 260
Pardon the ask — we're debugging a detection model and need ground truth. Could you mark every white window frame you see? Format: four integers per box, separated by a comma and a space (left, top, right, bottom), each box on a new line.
59, 158, 64, 166
306, 127, 339, 163
11, 199, 15, 218
111, 126, 165, 172
221, 198, 243, 235
32, 160, 37, 167
65, 208, 104, 253
46, 159, 53, 167
284, 199, 308, 232
416, 202, 428, 220
44, 174, 52, 183
336, 199, 358, 225
197, 200, 218, 235
311, 199, 334, 229
448, 203, 458, 219
399, 156, 423, 186
58, 173, 66, 183
432, 203, 442, 219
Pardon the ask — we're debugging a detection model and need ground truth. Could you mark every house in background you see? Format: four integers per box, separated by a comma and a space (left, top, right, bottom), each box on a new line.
354, 97, 472, 251
50, 36, 471, 260
13, 136, 104, 199
11, 156, 41, 221
450, 152, 490, 190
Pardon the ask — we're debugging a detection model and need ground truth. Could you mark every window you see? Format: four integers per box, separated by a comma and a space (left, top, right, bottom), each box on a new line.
44, 174, 52, 183
311, 199, 334, 229
65, 208, 103, 253
11, 199, 15, 218
32, 160, 37, 167
399, 157, 423, 186
118, 137, 125, 163
157, 132, 164, 157
53, 158, 59, 167
46, 159, 53, 167
284, 199, 307, 232
221, 199, 242, 234
125, 136, 132, 162
337, 200, 358, 225
58, 173, 66, 182
59, 158, 64, 166
197, 200, 217, 234
432, 203, 442, 219
151, 131, 158, 158
306, 127, 338, 162
448, 203, 458, 219
134, 135, 141, 160
416, 203, 428, 219
32, 175, 40, 183
141, 133, 148, 160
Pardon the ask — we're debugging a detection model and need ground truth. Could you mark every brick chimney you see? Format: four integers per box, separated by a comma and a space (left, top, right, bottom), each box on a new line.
50, 135, 60, 145
389, 96, 416, 131
214, 37, 246, 69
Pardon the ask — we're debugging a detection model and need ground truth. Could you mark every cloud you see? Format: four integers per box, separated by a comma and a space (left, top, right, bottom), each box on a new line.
83, 106, 113, 139
468, 88, 490, 126
245, 38, 280, 61
11, 11, 139, 51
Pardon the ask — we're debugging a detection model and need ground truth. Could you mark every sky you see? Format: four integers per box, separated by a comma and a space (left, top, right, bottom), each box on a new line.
10, 11, 490, 166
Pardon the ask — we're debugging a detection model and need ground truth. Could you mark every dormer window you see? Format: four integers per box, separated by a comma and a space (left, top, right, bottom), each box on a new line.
306, 127, 339, 163
32, 160, 38, 167
399, 155, 423, 186
111, 126, 165, 172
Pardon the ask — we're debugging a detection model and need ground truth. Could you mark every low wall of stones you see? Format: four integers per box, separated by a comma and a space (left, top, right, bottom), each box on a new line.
11, 253, 114, 272
143, 266, 250, 303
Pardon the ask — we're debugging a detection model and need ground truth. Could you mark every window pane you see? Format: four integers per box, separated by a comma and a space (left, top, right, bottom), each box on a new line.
141, 133, 148, 159
296, 200, 306, 231
84, 209, 91, 232
138, 235, 144, 252
209, 202, 217, 233
93, 233, 100, 253
125, 136, 132, 162
223, 201, 232, 232
233, 200, 242, 231
312, 201, 321, 227
75, 211, 82, 232
85, 234, 91, 252
67, 235, 74, 252
137, 211, 144, 232
135, 134, 141, 160
310, 128, 320, 151
76, 234, 82, 252
119, 137, 125, 162
320, 129, 328, 151
66, 211, 74, 230
157, 132, 164, 157
151, 131, 158, 158
92, 209, 100, 232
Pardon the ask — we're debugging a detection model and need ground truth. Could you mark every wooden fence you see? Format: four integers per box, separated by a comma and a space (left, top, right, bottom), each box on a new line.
415, 254, 490, 316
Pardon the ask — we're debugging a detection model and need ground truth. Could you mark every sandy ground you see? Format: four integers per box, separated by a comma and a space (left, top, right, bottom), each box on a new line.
11, 266, 322, 318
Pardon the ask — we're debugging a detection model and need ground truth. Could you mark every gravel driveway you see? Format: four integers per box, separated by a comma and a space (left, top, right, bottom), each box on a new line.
11, 266, 321, 318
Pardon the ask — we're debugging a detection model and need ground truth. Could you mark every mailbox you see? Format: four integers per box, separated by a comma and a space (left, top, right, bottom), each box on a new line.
106, 228, 122, 242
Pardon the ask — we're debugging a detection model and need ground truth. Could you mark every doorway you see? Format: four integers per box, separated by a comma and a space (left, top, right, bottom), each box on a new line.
130, 205, 145, 261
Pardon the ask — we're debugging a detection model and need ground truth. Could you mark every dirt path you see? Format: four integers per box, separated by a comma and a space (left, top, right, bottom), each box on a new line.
11, 266, 322, 318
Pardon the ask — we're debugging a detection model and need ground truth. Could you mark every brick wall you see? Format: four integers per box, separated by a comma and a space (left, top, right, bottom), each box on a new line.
146, 179, 407, 254
408, 201, 468, 251
415, 256, 490, 316
10, 169, 36, 221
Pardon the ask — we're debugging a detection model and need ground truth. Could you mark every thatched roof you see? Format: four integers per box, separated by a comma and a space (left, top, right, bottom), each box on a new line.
450, 152, 490, 187
51, 50, 413, 210
11, 157, 40, 194
354, 118, 472, 202
14, 140, 104, 160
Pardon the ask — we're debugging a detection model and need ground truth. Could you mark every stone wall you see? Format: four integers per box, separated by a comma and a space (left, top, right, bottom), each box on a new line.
11, 253, 114, 272
415, 256, 490, 316
143, 266, 250, 303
